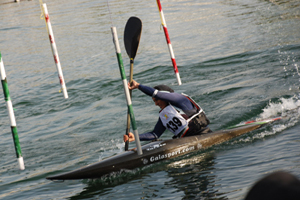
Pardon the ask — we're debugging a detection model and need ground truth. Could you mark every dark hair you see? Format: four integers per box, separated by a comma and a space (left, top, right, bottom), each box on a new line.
153, 85, 174, 93
245, 171, 300, 200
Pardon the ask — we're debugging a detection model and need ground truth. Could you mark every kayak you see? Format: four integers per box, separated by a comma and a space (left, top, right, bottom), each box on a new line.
46, 117, 281, 180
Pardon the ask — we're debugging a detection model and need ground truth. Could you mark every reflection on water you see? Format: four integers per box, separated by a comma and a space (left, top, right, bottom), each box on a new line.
166, 153, 222, 200
69, 152, 220, 199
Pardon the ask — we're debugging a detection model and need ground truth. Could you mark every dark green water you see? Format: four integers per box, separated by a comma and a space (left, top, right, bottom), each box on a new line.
0, 0, 299, 199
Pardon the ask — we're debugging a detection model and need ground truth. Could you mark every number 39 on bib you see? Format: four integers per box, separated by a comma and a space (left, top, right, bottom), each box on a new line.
159, 105, 188, 135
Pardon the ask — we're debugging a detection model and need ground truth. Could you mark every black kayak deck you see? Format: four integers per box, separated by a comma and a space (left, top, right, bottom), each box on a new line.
47, 121, 272, 180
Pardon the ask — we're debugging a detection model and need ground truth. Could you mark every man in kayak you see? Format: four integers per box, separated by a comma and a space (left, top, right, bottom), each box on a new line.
123, 80, 212, 142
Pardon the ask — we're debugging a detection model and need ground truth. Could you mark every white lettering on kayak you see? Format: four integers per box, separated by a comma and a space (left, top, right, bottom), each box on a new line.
197, 143, 202, 149
149, 145, 195, 163
146, 143, 166, 151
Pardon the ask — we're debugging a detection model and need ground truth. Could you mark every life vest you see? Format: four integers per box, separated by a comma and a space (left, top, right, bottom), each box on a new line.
158, 92, 205, 137
181, 93, 204, 123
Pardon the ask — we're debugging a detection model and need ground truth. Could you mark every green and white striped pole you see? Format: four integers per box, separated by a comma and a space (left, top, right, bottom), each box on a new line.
0, 52, 25, 170
111, 27, 143, 155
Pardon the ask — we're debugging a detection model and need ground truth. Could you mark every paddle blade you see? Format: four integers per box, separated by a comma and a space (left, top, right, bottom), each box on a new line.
124, 16, 142, 60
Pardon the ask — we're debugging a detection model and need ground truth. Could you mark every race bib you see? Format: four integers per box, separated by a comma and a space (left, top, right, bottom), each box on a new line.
159, 105, 188, 135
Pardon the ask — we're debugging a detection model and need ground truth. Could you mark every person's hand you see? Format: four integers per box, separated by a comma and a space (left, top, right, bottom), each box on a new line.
128, 80, 140, 90
123, 132, 135, 142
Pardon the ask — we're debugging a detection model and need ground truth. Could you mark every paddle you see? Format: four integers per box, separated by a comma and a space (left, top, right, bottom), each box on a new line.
123, 16, 142, 151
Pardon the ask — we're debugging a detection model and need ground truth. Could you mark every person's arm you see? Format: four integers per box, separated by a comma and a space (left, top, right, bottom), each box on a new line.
139, 118, 166, 141
123, 118, 166, 142
128, 80, 159, 97
138, 84, 196, 116
130, 80, 185, 104
138, 84, 156, 96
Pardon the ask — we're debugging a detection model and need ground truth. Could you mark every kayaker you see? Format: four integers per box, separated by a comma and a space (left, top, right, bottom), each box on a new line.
123, 80, 212, 142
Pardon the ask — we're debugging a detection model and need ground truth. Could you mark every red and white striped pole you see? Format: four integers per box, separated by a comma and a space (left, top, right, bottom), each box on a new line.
156, 0, 182, 85
41, 3, 68, 99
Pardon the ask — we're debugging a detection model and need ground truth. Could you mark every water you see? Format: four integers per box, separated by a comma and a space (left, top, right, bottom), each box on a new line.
0, 0, 299, 199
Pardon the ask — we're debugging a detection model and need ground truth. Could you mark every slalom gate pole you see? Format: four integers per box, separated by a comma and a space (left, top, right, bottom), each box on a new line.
156, 0, 182, 85
111, 27, 143, 155
0, 52, 25, 170
41, 2, 68, 99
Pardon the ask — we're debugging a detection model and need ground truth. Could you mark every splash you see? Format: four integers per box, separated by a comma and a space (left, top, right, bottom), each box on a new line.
259, 95, 300, 119
257, 96, 300, 138
233, 95, 300, 144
